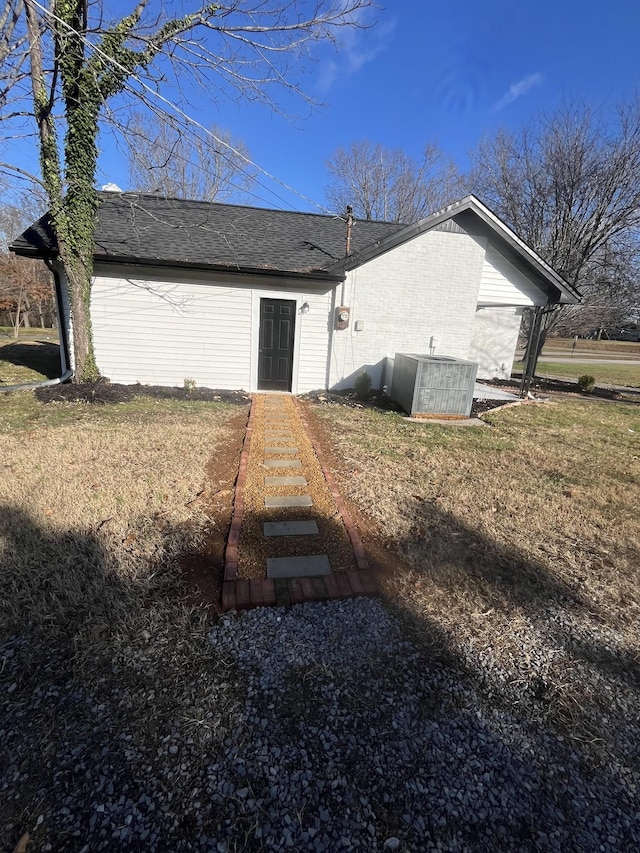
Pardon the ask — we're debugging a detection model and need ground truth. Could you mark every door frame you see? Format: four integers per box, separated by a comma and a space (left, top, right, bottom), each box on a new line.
250, 289, 303, 393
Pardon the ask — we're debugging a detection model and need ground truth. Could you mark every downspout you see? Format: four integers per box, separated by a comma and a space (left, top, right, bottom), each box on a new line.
0, 257, 74, 393
46, 257, 72, 375
0, 370, 74, 394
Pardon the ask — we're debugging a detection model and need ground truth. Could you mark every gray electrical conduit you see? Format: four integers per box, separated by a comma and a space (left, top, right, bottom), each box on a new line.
0, 368, 74, 394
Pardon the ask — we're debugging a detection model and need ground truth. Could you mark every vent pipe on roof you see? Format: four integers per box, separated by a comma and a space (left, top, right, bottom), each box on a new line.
345, 205, 354, 256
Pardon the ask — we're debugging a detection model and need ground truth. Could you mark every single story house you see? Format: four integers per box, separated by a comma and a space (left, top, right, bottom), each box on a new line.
11, 192, 580, 393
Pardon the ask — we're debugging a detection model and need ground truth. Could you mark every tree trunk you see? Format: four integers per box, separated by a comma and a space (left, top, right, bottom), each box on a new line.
11, 292, 24, 338
62, 253, 99, 381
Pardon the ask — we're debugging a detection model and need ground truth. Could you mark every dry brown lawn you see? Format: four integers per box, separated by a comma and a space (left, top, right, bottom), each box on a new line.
307, 396, 640, 761
0, 392, 242, 657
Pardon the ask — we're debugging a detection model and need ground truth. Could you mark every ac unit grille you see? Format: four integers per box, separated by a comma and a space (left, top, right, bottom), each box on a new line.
391, 353, 478, 417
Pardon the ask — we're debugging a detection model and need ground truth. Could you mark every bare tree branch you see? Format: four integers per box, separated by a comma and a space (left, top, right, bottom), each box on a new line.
326, 140, 466, 222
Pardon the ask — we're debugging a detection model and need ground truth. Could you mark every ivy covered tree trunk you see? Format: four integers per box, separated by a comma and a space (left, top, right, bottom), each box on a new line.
19, 0, 371, 383
24, 0, 214, 382
56, 98, 102, 381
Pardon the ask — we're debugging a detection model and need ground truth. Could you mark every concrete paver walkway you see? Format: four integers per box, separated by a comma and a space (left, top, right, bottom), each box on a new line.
222, 394, 376, 611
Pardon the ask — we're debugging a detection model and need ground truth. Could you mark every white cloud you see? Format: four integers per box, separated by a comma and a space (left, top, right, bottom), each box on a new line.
493, 73, 543, 111
317, 15, 396, 94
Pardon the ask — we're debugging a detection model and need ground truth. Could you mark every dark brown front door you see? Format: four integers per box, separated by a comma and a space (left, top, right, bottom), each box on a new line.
258, 298, 296, 391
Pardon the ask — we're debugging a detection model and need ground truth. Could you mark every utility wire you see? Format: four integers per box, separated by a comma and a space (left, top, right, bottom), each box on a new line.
28, 0, 337, 215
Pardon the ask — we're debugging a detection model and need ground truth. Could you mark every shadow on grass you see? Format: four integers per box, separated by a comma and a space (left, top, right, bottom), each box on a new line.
301, 400, 640, 770
0, 505, 242, 851
373, 494, 640, 752
0, 341, 61, 380
1, 500, 639, 851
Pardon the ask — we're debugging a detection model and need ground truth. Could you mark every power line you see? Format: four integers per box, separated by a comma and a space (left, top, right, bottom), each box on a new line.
28, 0, 336, 215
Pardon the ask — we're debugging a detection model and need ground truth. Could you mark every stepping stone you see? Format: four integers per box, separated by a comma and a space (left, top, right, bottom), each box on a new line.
265, 495, 312, 507
263, 459, 302, 468
264, 446, 298, 454
265, 475, 307, 486
263, 520, 319, 536
267, 554, 331, 578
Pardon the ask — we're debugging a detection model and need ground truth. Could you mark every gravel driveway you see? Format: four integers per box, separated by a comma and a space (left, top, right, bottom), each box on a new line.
2, 598, 638, 852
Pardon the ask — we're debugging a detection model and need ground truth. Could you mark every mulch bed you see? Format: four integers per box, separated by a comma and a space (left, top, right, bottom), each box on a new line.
35, 379, 251, 406
302, 388, 511, 418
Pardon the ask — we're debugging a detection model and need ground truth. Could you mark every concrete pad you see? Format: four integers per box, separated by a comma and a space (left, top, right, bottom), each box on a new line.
267, 554, 331, 578
265, 495, 313, 507
263, 520, 319, 536
263, 459, 302, 468
264, 446, 298, 454
264, 476, 307, 486
474, 381, 519, 401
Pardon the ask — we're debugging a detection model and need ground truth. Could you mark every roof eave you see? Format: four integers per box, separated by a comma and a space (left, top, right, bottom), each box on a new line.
326, 195, 581, 305
92, 254, 345, 283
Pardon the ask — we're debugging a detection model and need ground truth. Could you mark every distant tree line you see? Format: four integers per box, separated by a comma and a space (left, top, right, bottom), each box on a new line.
2, 72, 639, 356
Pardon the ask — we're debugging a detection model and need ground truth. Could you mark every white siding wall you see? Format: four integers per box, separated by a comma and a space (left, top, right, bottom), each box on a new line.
90, 265, 333, 392
479, 248, 545, 306
469, 306, 523, 379
329, 230, 486, 390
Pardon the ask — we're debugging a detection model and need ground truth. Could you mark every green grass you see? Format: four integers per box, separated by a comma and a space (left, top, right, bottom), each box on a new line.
514, 360, 640, 388
0, 340, 61, 385
0, 389, 232, 434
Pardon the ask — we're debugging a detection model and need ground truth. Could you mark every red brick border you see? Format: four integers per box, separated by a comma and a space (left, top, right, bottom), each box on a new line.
220, 394, 378, 612
294, 398, 370, 572
223, 395, 255, 581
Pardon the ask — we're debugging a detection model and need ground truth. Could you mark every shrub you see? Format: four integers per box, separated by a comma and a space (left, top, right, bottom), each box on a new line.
577, 374, 596, 392
354, 370, 372, 400
183, 377, 197, 393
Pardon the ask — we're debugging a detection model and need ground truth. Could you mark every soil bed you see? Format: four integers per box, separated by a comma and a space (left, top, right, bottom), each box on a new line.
36, 379, 251, 406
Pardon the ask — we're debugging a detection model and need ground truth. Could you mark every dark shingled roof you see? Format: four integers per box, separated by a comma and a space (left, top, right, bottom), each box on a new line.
11, 192, 404, 279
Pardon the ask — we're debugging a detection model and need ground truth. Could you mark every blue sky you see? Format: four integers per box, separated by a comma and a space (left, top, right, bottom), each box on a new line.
7, 0, 640, 215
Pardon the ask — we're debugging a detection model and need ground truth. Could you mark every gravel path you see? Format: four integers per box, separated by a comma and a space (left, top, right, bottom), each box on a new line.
2, 598, 639, 852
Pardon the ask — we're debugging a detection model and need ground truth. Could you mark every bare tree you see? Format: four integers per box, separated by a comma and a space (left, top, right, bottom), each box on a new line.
125, 112, 256, 202
0, 253, 54, 335
326, 140, 465, 222
0, 196, 55, 334
2, 0, 373, 381
470, 99, 640, 357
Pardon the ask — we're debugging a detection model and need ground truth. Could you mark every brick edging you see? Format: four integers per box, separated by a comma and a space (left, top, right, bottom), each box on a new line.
224, 395, 255, 581
221, 395, 377, 613
294, 398, 370, 572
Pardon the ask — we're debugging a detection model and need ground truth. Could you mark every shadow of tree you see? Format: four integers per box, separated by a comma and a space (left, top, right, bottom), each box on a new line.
0, 341, 61, 380
364, 493, 640, 764
300, 399, 640, 770
0, 506, 243, 851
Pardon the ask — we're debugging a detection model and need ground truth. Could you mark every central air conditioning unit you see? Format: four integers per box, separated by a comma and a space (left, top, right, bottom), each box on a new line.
391, 353, 478, 418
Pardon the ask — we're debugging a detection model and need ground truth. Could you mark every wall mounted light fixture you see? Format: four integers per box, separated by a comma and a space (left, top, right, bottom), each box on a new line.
299, 302, 310, 314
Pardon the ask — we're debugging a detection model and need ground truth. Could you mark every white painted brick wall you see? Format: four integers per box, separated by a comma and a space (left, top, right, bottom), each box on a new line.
329, 230, 486, 389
